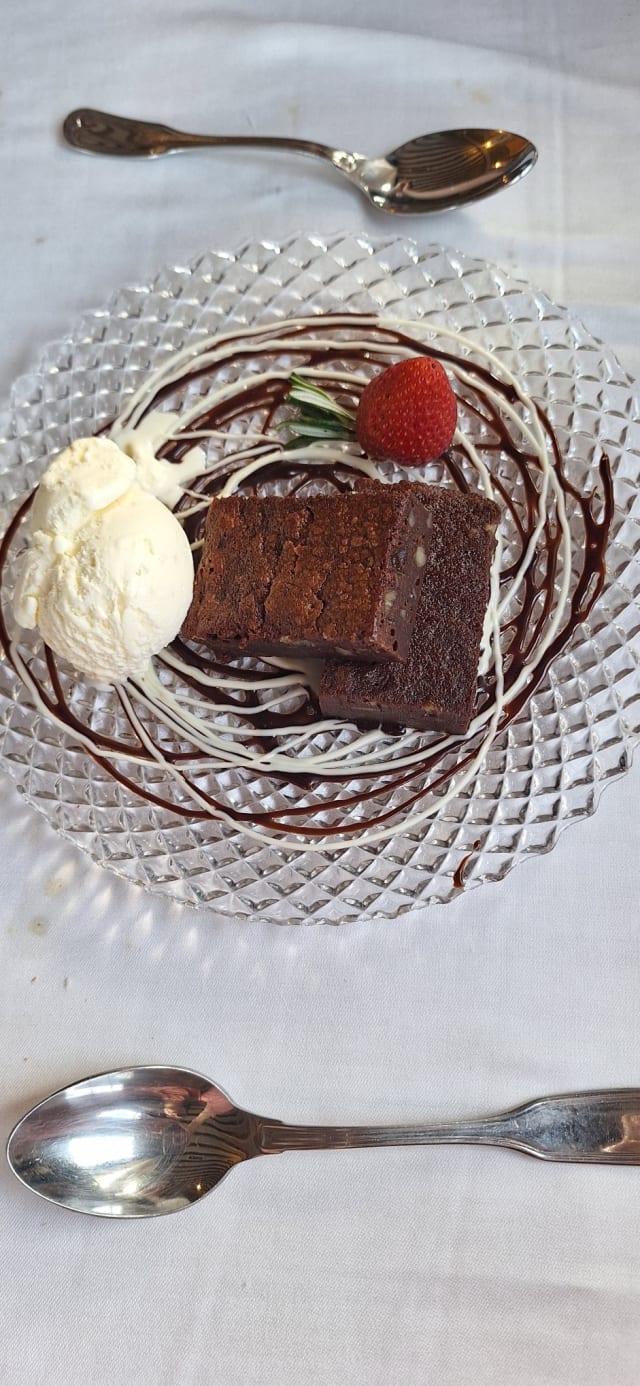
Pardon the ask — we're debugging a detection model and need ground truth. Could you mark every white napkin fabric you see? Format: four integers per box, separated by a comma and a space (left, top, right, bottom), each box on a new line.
1, 3, 639, 1383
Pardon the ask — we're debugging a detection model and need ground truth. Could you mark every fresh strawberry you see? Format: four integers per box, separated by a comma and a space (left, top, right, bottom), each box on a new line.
285, 358, 458, 464
355, 357, 457, 464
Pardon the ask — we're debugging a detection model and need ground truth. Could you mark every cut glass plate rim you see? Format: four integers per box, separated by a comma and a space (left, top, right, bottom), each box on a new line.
0, 230, 638, 924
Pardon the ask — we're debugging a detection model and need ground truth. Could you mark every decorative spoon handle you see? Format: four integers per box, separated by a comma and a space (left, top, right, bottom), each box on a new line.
261, 1090, 640, 1164
63, 107, 344, 167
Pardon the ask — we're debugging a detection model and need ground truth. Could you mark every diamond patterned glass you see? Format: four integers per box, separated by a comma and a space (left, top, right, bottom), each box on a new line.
0, 234, 638, 921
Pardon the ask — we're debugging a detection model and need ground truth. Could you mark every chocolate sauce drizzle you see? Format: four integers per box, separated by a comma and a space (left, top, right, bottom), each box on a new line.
0, 315, 614, 847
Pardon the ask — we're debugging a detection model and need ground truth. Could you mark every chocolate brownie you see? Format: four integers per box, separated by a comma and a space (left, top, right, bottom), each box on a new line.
182, 489, 432, 663
318, 484, 500, 734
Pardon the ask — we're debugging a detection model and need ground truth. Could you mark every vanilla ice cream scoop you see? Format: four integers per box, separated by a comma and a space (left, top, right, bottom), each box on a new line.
13, 436, 194, 685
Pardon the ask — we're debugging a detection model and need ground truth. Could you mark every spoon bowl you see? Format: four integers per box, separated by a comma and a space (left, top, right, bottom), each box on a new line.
62, 109, 537, 214
6, 1067, 255, 1217
8, 1066, 640, 1219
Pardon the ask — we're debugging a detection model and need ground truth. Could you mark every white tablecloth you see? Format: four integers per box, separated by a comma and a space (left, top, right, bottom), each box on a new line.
1, 4, 639, 1382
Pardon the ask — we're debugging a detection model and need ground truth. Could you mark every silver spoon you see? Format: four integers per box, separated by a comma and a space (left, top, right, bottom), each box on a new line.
62, 108, 537, 215
7, 1067, 640, 1219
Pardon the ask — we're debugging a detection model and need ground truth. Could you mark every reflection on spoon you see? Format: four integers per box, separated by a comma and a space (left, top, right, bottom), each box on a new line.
7, 1067, 640, 1219
62, 108, 538, 214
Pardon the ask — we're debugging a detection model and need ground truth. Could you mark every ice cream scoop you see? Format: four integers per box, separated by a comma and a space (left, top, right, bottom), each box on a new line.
13, 436, 194, 685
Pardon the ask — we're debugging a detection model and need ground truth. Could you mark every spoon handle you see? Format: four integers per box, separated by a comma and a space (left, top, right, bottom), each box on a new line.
260, 1090, 640, 1165
63, 108, 345, 168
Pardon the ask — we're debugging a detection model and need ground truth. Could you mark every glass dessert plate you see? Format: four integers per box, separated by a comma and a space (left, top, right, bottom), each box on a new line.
0, 233, 638, 922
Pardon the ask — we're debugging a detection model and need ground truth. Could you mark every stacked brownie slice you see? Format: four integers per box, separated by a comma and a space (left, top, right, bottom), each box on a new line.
182, 482, 499, 735
182, 488, 431, 664
319, 484, 500, 734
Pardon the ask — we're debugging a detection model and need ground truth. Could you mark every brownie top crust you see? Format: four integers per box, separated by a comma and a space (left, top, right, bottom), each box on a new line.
182, 488, 432, 663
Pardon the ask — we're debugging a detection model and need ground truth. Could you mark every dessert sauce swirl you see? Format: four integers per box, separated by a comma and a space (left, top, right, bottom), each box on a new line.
0, 315, 613, 848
